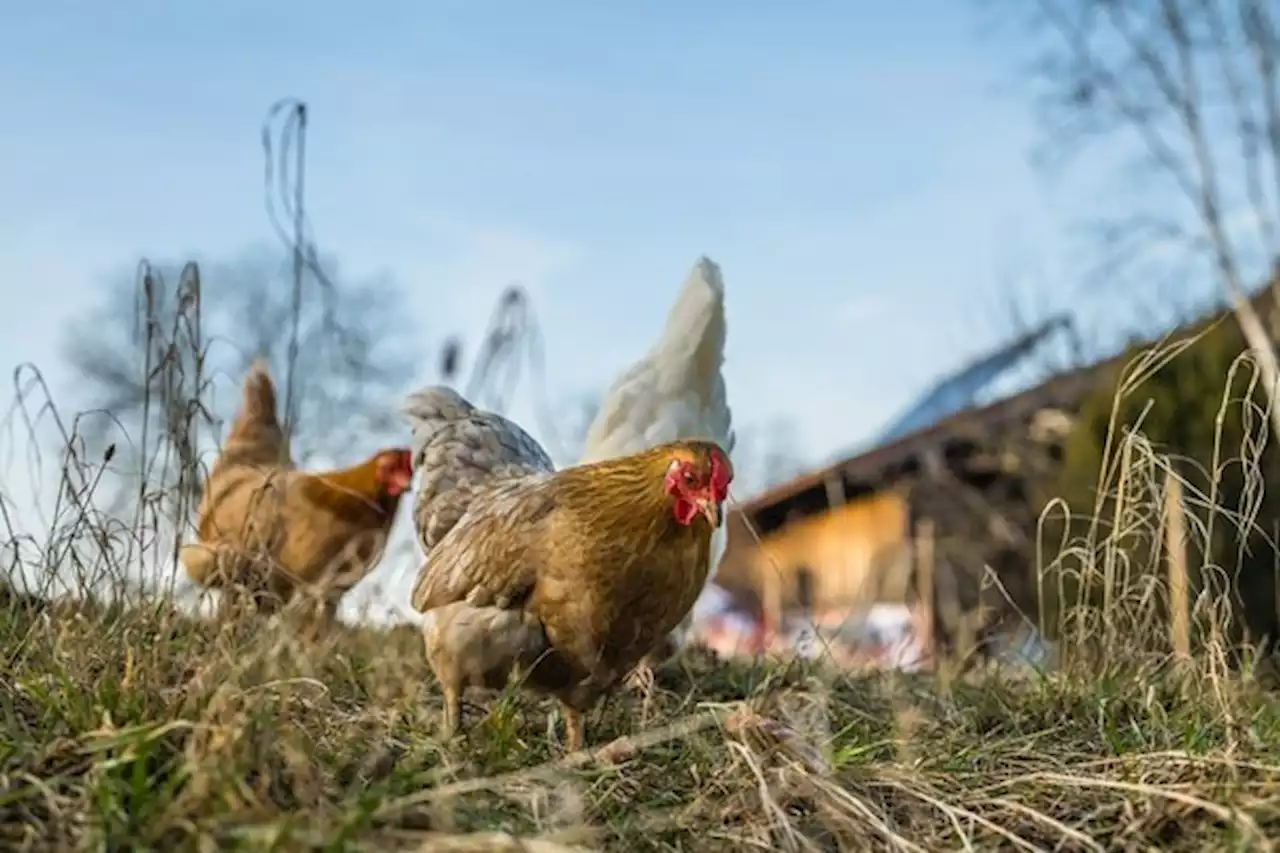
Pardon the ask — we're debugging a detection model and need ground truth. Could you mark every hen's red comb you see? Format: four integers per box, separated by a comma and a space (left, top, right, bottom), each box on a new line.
709, 448, 732, 500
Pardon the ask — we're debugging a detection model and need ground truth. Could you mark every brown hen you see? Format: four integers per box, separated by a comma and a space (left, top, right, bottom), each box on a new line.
181, 360, 413, 624
404, 386, 732, 751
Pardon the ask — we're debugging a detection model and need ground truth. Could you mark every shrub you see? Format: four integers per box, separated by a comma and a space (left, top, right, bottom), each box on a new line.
1047, 314, 1280, 655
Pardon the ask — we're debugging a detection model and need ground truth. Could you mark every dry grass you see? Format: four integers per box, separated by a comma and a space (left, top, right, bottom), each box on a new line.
3, 268, 1280, 850
2, 580, 1278, 851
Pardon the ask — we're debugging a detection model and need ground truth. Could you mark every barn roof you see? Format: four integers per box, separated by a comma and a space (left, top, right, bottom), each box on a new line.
730, 279, 1278, 536
733, 362, 1102, 533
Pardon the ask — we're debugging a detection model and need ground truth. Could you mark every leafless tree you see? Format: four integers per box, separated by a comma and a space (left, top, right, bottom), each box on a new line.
982, 253, 1097, 379
62, 246, 420, 508
985, 0, 1280, 427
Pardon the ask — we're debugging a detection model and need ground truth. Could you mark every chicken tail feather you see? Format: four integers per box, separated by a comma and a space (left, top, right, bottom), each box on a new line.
402, 386, 556, 557
401, 385, 477, 469
241, 358, 278, 422
219, 359, 290, 469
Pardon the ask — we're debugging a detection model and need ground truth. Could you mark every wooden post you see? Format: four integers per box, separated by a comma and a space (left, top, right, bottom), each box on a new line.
824, 473, 847, 510
1164, 472, 1191, 663
761, 556, 782, 640
914, 517, 936, 658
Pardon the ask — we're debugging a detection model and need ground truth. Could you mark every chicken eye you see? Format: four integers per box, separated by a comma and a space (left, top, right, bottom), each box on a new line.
682, 469, 696, 485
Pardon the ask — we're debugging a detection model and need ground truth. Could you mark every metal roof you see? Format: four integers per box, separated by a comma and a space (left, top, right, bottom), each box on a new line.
876, 314, 1075, 444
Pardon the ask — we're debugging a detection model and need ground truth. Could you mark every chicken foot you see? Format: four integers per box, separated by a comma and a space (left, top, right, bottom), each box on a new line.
558, 702, 586, 752
625, 632, 679, 692
624, 661, 658, 727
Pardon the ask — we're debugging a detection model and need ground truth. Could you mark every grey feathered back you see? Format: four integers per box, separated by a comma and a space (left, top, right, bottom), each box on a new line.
401, 386, 555, 556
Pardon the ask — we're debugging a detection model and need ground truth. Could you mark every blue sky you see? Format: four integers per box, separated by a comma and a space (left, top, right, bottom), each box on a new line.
1, 2, 1113, 501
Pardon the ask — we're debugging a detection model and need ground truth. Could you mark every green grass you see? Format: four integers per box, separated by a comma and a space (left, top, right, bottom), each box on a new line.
2, 584, 1278, 852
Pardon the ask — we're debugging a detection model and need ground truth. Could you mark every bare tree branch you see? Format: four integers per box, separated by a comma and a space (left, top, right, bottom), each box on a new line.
61, 247, 420, 507
994, 0, 1280, 436
1241, 0, 1280, 246
1203, 0, 1279, 255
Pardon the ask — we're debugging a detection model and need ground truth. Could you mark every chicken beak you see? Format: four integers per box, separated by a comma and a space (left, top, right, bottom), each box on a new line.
696, 498, 722, 528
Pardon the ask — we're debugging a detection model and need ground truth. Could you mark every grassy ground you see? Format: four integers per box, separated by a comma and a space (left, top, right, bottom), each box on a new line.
2, 584, 1278, 852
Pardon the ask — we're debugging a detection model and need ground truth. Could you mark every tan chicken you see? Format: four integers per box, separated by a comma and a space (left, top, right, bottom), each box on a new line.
404, 386, 733, 751
180, 359, 414, 623
579, 256, 734, 678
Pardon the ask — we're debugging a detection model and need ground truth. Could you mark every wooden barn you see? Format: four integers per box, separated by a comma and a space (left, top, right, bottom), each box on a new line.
715, 364, 1098, 651
714, 281, 1280, 656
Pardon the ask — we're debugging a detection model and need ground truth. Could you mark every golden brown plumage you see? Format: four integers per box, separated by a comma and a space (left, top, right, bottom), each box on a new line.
213, 358, 293, 471
404, 386, 733, 750
181, 360, 413, 623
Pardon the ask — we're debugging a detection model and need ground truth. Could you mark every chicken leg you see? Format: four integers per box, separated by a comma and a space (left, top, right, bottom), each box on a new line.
559, 701, 585, 752
441, 683, 462, 739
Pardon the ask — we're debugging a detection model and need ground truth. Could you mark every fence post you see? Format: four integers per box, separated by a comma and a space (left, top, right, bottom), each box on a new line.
1164, 471, 1191, 663
915, 517, 936, 661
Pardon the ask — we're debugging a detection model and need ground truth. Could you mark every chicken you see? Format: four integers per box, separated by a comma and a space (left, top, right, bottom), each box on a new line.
404, 386, 733, 751
180, 359, 414, 623
579, 256, 734, 673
